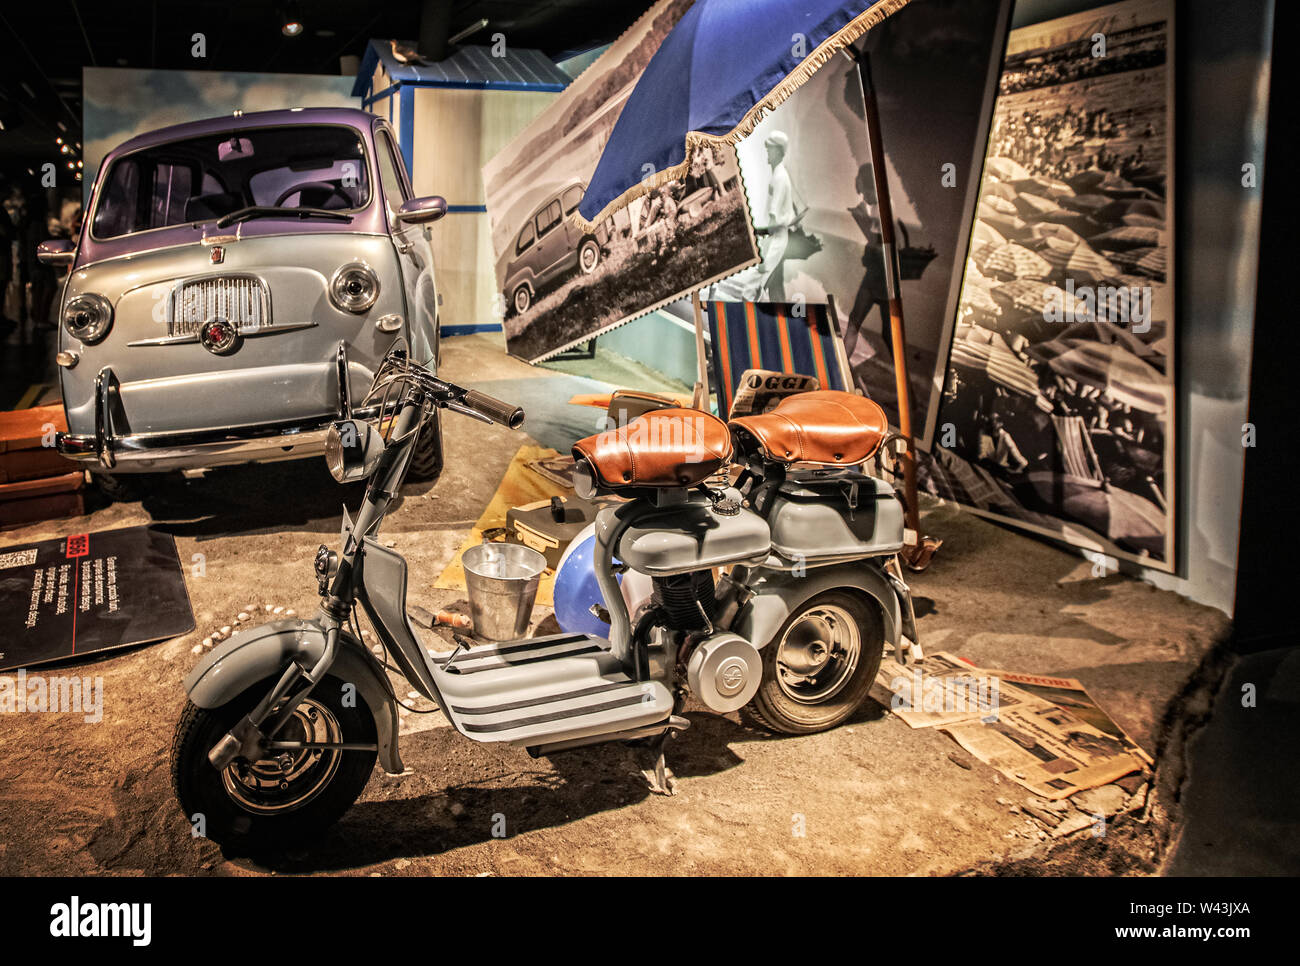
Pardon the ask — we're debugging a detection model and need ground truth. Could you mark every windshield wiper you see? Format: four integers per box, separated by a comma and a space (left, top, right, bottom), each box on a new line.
214, 206, 353, 229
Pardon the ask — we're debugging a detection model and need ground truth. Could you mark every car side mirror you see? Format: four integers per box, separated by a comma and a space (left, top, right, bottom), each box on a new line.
325, 420, 386, 483
37, 239, 75, 267
396, 195, 447, 225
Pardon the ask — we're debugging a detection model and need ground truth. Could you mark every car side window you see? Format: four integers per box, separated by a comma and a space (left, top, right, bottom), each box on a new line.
150, 163, 194, 228
535, 199, 562, 238
375, 131, 409, 219
561, 185, 584, 215
517, 221, 535, 253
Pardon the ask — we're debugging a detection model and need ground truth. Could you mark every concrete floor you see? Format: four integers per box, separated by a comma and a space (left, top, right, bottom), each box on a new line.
0, 332, 1238, 876
1164, 645, 1300, 875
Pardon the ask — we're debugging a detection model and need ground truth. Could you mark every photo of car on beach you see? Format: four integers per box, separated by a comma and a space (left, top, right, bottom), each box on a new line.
483, 0, 759, 364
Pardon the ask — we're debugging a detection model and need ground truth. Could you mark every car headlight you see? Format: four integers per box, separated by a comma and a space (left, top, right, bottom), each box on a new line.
62, 293, 114, 344
330, 263, 380, 313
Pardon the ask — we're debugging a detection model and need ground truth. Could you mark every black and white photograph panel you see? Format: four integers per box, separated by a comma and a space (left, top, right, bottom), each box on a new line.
927, 0, 1176, 568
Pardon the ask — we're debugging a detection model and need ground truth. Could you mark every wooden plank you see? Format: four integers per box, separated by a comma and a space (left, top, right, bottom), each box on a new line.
0, 471, 85, 501
0, 491, 85, 529
0, 404, 66, 453
0, 448, 74, 485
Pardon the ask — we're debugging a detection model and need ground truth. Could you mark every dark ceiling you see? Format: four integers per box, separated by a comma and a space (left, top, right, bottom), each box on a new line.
0, 0, 654, 182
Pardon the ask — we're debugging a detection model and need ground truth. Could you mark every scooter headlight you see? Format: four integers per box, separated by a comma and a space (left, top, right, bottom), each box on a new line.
63, 293, 114, 344
330, 263, 380, 313
325, 419, 386, 482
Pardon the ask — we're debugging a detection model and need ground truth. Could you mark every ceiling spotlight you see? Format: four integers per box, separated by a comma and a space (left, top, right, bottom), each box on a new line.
281, 4, 304, 37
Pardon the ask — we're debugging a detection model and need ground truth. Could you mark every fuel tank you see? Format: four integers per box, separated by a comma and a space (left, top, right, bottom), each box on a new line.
766, 471, 904, 562
616, 488, 770, 576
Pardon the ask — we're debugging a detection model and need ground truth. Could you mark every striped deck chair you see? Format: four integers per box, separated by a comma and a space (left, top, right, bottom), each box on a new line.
704, 298, 854, 418
1050, 413, 1104, 482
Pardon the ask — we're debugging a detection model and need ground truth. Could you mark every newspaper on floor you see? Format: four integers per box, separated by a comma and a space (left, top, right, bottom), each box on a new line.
965, 666, 1153, 767
873, 653, 1148, 800
944, 703, 1145, 801
871, 651, 1035, 729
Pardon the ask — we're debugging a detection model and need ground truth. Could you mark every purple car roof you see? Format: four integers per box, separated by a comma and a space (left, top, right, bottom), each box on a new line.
79, 106, 390, 266
104, 106, 378, 157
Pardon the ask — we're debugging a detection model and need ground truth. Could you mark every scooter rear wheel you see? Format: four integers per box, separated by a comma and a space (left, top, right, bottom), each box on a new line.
171, 673, 377, 854
746, 590, 885, 735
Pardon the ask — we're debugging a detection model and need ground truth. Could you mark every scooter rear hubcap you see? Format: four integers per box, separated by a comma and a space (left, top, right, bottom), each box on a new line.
775, 605, 861, 705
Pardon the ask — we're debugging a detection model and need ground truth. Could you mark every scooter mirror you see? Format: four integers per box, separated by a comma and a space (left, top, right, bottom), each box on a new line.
325, 419, 385, 482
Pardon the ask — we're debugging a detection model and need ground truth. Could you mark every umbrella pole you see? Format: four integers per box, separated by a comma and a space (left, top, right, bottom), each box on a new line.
853, 48, 940, 571
691, 290, 710, 411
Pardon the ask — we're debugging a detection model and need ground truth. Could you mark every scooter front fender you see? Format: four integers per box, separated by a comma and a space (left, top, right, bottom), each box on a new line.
735, 562, 902, 653
183, 618, 403, 775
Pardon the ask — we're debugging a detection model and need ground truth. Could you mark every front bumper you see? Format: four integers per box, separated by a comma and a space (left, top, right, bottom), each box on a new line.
57, 418, 346, 474
57, 342, 384, 473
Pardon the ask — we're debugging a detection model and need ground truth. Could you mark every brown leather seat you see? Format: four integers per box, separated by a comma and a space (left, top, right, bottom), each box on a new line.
573, 407, 733, 489
728, 390, 889, 466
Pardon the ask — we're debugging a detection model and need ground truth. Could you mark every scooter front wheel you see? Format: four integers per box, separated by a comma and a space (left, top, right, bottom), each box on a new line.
170, 673, 377, 854
746, 590, 885, 735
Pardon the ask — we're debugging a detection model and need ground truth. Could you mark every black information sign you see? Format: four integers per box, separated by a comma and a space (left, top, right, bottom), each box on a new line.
0, 526, 194, 671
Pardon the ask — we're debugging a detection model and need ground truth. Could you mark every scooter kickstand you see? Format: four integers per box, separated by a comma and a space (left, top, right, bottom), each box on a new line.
636, 732, 676, 797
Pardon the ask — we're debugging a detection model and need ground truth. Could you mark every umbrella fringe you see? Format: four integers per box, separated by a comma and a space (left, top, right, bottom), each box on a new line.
570, 0, 914, 233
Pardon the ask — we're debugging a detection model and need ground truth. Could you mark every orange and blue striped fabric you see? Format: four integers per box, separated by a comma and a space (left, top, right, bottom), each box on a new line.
707, 301, 847, 416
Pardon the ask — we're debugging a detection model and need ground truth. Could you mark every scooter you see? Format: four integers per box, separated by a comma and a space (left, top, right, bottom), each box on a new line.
171, 348, 921, 850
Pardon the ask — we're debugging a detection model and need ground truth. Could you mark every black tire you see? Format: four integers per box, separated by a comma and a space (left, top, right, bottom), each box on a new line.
171, 673, 377, 854
512, 284, 532, 315
90, 471, 144, 503
577, 237, 601, 275
746, 590, 885, 735
407, 410, 444, 482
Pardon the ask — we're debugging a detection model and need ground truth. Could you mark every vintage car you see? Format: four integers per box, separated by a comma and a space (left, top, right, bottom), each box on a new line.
39, 107, 448, 490
500, 180, 626, 317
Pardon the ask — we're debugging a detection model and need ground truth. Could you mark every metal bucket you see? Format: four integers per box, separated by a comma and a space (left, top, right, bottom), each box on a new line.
461, 542, 547, 641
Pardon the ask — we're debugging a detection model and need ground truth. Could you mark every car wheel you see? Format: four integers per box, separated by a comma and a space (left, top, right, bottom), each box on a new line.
578, 238, 600, 275
90, 472, 144, 503
513, 285, 532, 316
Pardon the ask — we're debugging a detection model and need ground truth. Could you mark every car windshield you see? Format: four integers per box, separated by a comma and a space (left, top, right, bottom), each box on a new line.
91, 124, 370, 240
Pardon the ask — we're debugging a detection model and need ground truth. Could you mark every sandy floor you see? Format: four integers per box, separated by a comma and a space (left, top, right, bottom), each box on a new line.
0, 334, 1230, 876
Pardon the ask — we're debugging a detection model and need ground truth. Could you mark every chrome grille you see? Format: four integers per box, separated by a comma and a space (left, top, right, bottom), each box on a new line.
169, 276, 269, 336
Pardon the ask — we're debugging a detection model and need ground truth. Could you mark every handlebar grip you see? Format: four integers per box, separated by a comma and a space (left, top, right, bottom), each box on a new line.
462, 389, 525, 430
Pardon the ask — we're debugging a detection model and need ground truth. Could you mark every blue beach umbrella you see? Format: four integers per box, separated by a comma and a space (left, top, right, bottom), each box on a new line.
576, 0, 913, 227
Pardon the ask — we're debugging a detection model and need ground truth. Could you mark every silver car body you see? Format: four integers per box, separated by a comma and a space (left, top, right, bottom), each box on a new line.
55, 107, 440, 473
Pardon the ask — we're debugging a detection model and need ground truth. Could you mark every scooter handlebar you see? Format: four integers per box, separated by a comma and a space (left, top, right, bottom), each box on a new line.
461, 389, 526, 430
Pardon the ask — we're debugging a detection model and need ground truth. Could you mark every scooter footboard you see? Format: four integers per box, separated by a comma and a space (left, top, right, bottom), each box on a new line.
734, 562, 903, 654
183, 618, 403, 774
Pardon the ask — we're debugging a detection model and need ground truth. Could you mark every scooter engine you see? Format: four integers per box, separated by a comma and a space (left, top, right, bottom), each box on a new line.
651, 571, 718, 631
686, 632, 762, 713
